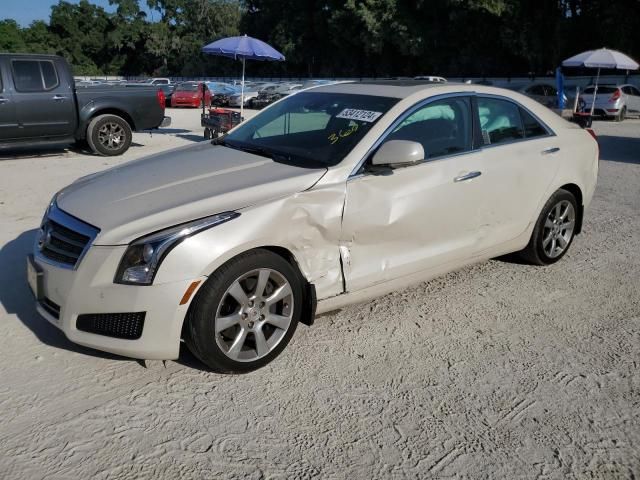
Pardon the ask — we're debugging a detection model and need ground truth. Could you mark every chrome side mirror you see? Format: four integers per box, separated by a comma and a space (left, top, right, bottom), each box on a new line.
371, 140, 424, 167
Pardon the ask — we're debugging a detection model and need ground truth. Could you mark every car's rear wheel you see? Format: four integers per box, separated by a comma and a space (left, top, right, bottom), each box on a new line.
186, 249, 302, 373
86, 114, 132, 156
519, 189, 578, 265
616, 106, 626, 122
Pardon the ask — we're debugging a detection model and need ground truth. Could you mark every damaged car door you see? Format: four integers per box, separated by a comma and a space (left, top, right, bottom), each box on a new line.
340, 95, 489, 292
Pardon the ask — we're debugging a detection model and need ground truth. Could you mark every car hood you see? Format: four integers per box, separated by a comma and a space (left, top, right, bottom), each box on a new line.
56, 142, 327, 245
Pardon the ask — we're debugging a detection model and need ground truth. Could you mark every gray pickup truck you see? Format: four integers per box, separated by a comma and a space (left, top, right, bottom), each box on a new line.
0, 53, 170, 156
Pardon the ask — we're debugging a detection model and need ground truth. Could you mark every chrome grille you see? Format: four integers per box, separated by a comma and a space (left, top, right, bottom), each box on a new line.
36, 202, 99, 269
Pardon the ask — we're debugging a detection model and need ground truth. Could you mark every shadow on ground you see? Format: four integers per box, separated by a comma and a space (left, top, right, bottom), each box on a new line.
0, 229, 209, 369
0, 230, 128, 361
0, 144, 74, 160
597, 135, 640, 165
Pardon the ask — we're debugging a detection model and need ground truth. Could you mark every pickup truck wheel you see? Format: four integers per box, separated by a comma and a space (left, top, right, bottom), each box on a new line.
87, 114, 132, 156
186, 249, 302, 373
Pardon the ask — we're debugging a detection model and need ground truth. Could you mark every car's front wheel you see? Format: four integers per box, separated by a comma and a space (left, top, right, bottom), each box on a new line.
186, 249, 302, 373
520, 189, 578, 265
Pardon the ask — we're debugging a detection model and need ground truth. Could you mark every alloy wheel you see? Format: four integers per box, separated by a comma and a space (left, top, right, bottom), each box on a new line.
215, 268, 294, 362
543, 200, 575, 258
97, 122, 125, 151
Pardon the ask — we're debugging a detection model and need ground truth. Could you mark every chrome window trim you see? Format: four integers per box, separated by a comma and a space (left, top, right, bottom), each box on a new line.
349, 92, 474, 178
34, 202, 100, 270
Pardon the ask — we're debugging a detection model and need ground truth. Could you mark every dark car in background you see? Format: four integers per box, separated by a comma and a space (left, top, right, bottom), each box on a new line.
0, 53, 170, 156
516, 83, 568, 109
206, 82, 239, 107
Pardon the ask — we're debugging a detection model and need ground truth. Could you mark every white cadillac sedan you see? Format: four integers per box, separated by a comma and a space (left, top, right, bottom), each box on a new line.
28, 82, 599, 372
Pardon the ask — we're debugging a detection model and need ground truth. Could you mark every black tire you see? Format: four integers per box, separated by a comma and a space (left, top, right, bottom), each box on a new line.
519, 189, 578, 266
616, 106, 626, 122
186, 249, 303, 373
86, 114, 132, 156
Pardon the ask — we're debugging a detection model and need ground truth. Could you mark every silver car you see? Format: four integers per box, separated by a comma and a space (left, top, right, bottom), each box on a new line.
518, 83, 568, 109
579, 84, 640, 121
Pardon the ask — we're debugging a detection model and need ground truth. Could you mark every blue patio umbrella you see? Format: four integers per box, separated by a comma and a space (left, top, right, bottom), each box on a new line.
202, 35, 285, 117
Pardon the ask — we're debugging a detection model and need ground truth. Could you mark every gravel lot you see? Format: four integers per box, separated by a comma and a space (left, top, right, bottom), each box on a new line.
0, 108, 638, 479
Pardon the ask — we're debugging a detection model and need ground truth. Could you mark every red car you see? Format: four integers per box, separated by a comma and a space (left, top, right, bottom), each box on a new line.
171, 82, 211, 108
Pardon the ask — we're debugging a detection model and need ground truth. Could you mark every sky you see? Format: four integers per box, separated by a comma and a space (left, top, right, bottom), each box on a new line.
1, 0, 153, 26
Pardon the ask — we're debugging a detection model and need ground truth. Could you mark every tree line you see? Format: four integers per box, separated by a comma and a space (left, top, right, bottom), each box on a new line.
1, 0, 638, 78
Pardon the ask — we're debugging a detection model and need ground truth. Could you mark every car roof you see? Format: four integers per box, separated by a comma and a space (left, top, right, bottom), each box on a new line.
310, 81, 488, 98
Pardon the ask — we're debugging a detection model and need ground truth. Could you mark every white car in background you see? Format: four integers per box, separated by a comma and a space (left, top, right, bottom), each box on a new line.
414, 75, 447, 83
29, 82, 598, 372
579, 84, 640, 121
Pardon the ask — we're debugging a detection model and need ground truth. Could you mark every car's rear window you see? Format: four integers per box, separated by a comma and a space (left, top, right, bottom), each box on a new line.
583, 86, 618, 94
176, 83, 199, 91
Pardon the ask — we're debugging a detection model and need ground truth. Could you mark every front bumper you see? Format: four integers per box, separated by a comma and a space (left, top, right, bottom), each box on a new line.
30, 246, 205, 360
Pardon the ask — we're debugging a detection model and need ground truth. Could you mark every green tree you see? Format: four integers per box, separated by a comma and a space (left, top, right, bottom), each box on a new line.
0, 20, 27, 52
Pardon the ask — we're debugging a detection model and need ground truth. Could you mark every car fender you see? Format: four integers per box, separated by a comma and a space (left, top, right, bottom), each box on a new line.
77, 97, 138, 135
153, 182, 347, 302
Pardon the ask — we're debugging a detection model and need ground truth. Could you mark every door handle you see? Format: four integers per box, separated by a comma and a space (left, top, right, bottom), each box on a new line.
52, 95, 67, 101
0, 97, 9, 104
454, 171, 482, 182
541, 147, 560, 155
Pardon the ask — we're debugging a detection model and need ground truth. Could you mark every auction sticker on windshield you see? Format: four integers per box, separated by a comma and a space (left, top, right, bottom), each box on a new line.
336, 109, 383, 123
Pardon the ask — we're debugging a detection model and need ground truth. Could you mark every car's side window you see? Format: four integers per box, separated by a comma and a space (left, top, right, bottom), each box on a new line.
384, 97, 472, 159
40, 61, 59, 90
622, 86, 632, 95
520, 108, 547, 138
11, 60, 59, 92
477, 97, 524, 145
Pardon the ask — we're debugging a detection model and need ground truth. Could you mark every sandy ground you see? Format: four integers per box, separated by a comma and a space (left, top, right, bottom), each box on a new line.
0, 108, 639, 479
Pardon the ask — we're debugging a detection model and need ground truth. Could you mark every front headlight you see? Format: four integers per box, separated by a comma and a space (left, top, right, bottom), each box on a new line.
115, 211, 239, 285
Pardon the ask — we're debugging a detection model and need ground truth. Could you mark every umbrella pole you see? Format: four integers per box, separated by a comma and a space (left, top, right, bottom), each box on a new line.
240, 57, 245, 120
590, 67, 600, 116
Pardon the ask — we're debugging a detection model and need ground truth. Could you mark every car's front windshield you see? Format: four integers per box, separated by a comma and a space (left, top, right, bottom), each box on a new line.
222, 91, 398, 168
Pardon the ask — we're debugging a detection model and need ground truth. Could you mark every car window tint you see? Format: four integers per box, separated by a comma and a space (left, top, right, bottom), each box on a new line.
12, 60, 44, 92
40, 61, 58, 89
477, 97, 524, 145
632, 87, 640, 96
255, 111, 331, 138
387, 97, 472, 159
520, 108, 547, 138
545, 86, 557, 96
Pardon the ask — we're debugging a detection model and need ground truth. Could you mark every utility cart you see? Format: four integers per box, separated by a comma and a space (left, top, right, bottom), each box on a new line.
201, 108, 242, 139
